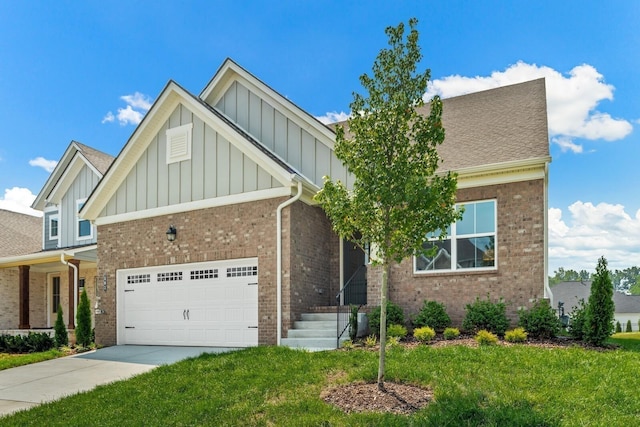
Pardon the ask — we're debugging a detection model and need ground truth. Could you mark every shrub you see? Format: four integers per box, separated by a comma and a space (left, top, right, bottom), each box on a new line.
368, 301, 405, 336
626, 320, 633, 333
443, 327, 460, 340
413, 326, 436, 343
76, 289, 93, 348
387, 324, 407, 339
0, 332, 55, 353
475, 329, 498, 346
518, 299, 561, 339
462, 295, 509, 336
349, 305, 359, 341
386, 336, 401, 348
54, 304, 68, 347
616, 321, 622, 333
341, 339, 354, 350
584, 257, 615, 346
568, 299, 588, 340
365, 335, 377, 347
413, 300, 451, 332
505, 327, 528, 343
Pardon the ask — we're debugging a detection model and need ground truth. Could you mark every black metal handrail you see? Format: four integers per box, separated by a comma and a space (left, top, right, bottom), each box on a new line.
336, 265, 367, 347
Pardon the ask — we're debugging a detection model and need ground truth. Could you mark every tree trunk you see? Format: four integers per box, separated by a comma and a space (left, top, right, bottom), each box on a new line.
377, 261, 390, 390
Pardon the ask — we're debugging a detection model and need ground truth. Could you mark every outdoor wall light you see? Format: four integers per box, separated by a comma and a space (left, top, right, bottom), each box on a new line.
166, 225, 177, 242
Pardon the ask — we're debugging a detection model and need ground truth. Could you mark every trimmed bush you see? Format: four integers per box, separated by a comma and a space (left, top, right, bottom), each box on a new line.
386, 336, 401, 348
518, 299, 561, 339
475, 329, 498, 346
568, 299, 588, 340
584, 257, 615, 346
443, 327, 460, 340
0, 332, 54, 353
365, 335, 377, 347
368, 301, 405, 336
462, 295, 509, 336
349, 305, 358, 341
54, 304, 68, 347
616, 321, 622, 333
626, 320, 633, 333
505, 327, 528, 343
413, 326, 436, 343
413, 300, 451, 332
76, 289, 93, 348
387, 324, 407, 339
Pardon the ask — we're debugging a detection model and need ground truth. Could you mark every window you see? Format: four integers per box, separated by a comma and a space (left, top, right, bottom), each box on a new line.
76, 199, 92, 240
52, 276, 61, 313
49, 214, 59, 240
415, 200, 496, 273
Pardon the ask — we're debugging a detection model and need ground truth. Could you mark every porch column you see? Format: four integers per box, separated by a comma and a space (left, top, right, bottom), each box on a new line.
18, 265, 30, 329
67, 259, 80, 329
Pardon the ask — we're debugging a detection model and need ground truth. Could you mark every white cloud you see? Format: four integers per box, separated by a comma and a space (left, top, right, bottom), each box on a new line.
103, 92, 153, 126
425, 61, 633, 153
29, 157, 58, 173
0, 187, 42, 217
549, 202, 640, 273
316, 111, 350, 125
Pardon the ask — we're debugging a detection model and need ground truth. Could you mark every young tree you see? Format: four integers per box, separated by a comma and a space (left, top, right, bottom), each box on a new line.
54, 304, 68, 347
584, 256, 615, 346
75, 289, 92, 347
315, 18, 460, 389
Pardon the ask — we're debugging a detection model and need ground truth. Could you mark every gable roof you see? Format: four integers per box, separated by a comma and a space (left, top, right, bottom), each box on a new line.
80, 78, 313, 221
32, 141, 114, 210
0, 209, 41, 257
550, 281, 640, 314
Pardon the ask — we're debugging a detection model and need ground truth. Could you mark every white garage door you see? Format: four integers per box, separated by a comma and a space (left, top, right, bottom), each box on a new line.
117, 258, 258, 347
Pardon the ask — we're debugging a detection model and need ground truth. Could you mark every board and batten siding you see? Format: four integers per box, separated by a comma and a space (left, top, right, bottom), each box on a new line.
60, 165, 100, 247
215, 81, 353, 189
101, 104, 282, 217
43, 209, 59, 250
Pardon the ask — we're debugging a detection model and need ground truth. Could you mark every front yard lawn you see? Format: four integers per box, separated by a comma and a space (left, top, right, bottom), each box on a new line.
0, 349, 67, 371
2, 338, 640, 426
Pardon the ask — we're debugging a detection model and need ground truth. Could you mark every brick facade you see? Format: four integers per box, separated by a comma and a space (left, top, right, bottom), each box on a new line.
367, 179, 546, 327
95, 198, 340, 346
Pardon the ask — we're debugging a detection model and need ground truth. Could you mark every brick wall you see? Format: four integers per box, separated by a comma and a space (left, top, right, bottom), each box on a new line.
285, 202, 340, 333
95, 198, 286, 346
367, 179, 546, 327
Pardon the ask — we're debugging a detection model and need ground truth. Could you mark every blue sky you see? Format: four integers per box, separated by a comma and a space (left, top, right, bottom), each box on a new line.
1, 1, 638, 274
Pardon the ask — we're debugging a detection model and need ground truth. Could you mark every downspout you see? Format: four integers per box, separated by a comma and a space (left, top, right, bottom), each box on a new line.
543, 161, 552, 302
276, 179, 303, 346
60, 253, 78, 324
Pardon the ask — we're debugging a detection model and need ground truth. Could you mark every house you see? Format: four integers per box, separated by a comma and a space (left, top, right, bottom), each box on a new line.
0, 142, 114, 334
1, 58, 550, 348
550, 281, 640, 331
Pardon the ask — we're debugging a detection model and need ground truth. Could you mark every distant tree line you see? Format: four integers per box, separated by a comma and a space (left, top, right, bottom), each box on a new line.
549, 266, 640, 294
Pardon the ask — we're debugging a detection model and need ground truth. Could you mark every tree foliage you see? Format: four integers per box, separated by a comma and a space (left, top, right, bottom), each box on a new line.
315, 18, 460, 389
584, 256, 615, 346
548, 267, 591, 286
75, 289, 92, 347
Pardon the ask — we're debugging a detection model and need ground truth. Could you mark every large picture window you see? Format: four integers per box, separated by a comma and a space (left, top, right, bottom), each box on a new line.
415, 200, 496, 273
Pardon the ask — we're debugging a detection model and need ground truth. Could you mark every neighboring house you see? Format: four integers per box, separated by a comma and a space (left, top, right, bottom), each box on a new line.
550, 281, 640, 331
76, 58, 550, 349
0, 141, 114, 333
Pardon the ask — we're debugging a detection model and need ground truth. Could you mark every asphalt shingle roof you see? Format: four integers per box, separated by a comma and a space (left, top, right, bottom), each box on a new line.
0, 209, 41, 257
74, 141, 115, 175
550, 281, 640, 314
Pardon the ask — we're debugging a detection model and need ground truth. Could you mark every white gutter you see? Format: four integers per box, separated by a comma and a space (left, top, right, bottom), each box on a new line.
60, 253, 78, 325
276, 180, 303, 346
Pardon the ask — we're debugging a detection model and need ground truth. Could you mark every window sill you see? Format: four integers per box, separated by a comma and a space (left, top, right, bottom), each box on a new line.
413, 268, 498, 278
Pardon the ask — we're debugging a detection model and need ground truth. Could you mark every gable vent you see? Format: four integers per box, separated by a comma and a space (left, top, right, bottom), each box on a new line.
166, 123, 193, 164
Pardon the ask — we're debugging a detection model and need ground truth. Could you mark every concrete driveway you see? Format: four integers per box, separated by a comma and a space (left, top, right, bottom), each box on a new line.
0, 345, 237, 418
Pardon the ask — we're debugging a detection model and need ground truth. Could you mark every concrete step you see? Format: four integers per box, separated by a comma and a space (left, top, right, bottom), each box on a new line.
300, 313, 337, 322
292, 320, 336, 329
281, 337, 348, 351
287, 328, 338, 338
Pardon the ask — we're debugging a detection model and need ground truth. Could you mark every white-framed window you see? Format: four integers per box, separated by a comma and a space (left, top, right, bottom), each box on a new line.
76, 199, 92, 240
415, 199, 496, 273
166, 123, 193, 164
49, 214, 59, 240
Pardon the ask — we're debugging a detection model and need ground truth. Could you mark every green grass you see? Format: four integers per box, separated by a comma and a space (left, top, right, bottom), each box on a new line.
608, 332, 640, 351
0, 349, 66, 371
3, 341, 640, 426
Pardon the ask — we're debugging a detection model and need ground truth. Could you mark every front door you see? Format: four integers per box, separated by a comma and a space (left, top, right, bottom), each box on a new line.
342, 240, 366, 305
49, 275, 61, 327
